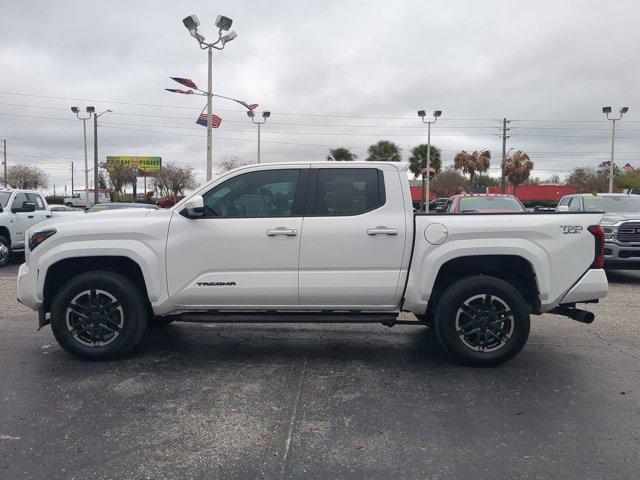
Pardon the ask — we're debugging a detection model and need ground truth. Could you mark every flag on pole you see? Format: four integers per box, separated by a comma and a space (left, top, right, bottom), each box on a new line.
165, 88, 195, 95
211, 93, 258, 110
171, 77, 199, 89
196, 113, 222, 128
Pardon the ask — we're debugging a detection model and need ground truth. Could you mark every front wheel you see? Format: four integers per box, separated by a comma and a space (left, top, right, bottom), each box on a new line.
434, 275, 530, 366
50, 271, 148, 360
0, 236, 10, 268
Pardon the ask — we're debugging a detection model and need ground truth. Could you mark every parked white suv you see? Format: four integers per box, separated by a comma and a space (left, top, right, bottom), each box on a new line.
18, 162, 608, 365
0, 189, 52, 267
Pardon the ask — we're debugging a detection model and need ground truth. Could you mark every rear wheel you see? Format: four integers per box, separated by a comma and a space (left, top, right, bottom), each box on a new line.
434, 275, 530, 366
50, 271, 148, 360
0, 236, 10, 268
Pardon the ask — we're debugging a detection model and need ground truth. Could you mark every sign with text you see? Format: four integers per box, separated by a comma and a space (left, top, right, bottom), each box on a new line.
106, 156, 162, 173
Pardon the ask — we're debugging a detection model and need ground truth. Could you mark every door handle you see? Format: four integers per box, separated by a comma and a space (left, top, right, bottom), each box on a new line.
367, 226, 399, 236
266, 227, 298, 237
28, 215, 34, 219
46, 215, 52, 218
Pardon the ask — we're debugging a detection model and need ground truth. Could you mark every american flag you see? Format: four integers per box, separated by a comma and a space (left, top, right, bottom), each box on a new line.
239, 101, 259, 110
165, 88, 194, 95
196, 113, 222, 128
171, 77, 198, 89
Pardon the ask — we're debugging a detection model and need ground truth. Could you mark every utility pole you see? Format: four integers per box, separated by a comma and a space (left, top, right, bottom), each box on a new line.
500, 118, 510, 193
71, 162, 74, 194
91, 109, 112, 205
2, 139, 6, 188
417, 110, 442, 210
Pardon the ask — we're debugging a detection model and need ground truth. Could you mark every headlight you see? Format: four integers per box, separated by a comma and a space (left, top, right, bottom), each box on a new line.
602, 226, 618, 239
28, 228, 57, 251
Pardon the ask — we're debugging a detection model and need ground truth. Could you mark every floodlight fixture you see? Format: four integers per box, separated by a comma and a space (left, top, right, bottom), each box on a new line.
247, 110, 255, 118
215, 15, 233, 31
183, 15, 200, 34
262, 111, 271, 119
86, 106, 95, 113
433, 110, 442, 118
602, 106, 612, 114
620, 106, 629, 114
71, 106, 79, 113
221, 31, 237, 45
417, 110, 426, 118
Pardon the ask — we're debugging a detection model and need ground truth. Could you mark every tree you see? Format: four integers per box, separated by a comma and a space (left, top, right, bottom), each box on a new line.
217, 155, 252, 174
430, 167, 469, 198
408, 144, 442, 178
106, 163, 137, 197
327, 147, 356, 162
475, 174, 499, 187
615, 171, 640, 190
502, 151, 534, 195
6, 164, 48, 189
98, 171, 108, 189
366, 140, 401, 162
153, 162, 198, 198
547, 174, 562, 184
453, 150, 491, 186
565, 167, 609, 192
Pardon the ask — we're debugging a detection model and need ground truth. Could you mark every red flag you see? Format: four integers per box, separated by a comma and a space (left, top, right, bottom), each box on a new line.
171, 77, 198, 90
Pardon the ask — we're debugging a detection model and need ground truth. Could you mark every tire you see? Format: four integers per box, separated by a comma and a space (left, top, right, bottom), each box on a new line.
0, 236, 10, 268
434, 275, 530, 366
50, 271, 149, 360
414, 313, 434, 328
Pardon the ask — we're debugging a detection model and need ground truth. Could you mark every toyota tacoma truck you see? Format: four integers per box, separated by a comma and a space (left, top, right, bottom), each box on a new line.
17, 162, 608, 365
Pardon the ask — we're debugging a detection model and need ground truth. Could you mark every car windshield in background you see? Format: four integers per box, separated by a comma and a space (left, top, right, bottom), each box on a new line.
459, 196, 524, 212
583, 195, 640, 213
0, 192, 10, 208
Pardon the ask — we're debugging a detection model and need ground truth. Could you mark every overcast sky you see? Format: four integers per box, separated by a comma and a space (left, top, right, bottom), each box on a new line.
0, 0, 638, 193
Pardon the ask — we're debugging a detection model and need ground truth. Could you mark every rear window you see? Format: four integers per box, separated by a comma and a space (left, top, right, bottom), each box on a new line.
313, 168, 385, 216
458, 196, 524, 212
0, 192, 10, 208
583, 195, 640, 213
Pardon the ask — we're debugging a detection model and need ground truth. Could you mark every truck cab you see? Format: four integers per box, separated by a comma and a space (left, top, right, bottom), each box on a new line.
64, 190, 111, 208
0, 189, 52, 267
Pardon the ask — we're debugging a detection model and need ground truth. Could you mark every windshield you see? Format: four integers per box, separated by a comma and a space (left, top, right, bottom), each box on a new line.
583, 195, 640, 213
0, 192, 10, 208
458, 196, 524, 212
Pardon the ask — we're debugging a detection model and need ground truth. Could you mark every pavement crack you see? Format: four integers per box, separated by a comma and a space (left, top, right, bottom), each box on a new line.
587, 328, 640, 361
278, 356, 307, 480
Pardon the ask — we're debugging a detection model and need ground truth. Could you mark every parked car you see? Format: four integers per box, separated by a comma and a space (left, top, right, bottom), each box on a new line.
0, 189, 52, 267
442, 194, 526, 213
87, 202, 160, 213
50, 205, 84, 218
428, 197, 449, 212
63, 190, 111, 208
18, 162, 607, 365
156, 195, 185, 208
557, 193, 640, 269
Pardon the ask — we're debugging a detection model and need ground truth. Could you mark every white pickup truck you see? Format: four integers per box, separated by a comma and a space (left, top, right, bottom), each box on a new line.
0, 189, 52, 267
17, 162, 608, 365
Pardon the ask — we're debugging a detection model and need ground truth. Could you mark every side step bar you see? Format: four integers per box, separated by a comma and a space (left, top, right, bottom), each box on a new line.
173, 311, 419, 327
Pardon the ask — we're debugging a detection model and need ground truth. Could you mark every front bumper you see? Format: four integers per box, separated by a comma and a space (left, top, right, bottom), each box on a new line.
17, 262, 41, 312
560, 268, 608, 304
604, 240, 640, 268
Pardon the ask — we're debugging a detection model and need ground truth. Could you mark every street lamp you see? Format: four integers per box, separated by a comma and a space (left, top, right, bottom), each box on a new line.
182, 14, 238, 181
417, 109, 442, 209
247, 110, 270, 163
70, 106, 94, 206
602, 106, 629, 193
91, 108, 112, 205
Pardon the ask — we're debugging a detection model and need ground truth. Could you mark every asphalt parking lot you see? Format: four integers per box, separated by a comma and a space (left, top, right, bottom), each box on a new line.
1, 258, 639, 480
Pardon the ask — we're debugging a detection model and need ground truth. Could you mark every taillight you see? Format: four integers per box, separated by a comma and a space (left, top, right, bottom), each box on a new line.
588, 225, 605, 268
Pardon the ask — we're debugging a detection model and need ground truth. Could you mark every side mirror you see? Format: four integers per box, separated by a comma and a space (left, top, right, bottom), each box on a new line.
181, 195, 205, 218
556, 205, 569, 212
12, 202, 36, 213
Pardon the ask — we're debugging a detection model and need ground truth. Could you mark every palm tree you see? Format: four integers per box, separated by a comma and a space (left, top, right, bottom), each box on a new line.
453, 150, 491, 186
408, 144, 442, 178
327, 147, 357, 161
502, 151, 534, 195
366, 140, 401, 162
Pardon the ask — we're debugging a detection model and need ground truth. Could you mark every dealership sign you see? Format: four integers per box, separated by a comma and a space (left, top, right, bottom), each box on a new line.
106, 156, 162, 173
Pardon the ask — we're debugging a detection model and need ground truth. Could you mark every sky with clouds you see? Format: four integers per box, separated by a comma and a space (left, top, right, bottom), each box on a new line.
0, 0, 638, 193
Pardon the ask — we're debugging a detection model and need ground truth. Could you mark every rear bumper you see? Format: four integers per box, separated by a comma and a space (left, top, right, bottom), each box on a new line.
560, 268, 608, 304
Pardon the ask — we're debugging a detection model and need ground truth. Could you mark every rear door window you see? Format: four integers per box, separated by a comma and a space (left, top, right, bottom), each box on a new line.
310, 168, 385, 216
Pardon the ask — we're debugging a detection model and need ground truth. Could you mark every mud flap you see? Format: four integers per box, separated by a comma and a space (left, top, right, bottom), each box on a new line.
37, 304, 50, 331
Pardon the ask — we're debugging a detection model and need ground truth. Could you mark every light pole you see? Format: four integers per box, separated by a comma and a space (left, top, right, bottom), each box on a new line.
90, 108, 112, 205
417, 109, 442, 209
602, 106, 629, 193
247, 111, 270, 163
71, 106, 93, 205
182, 14, 238, 181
